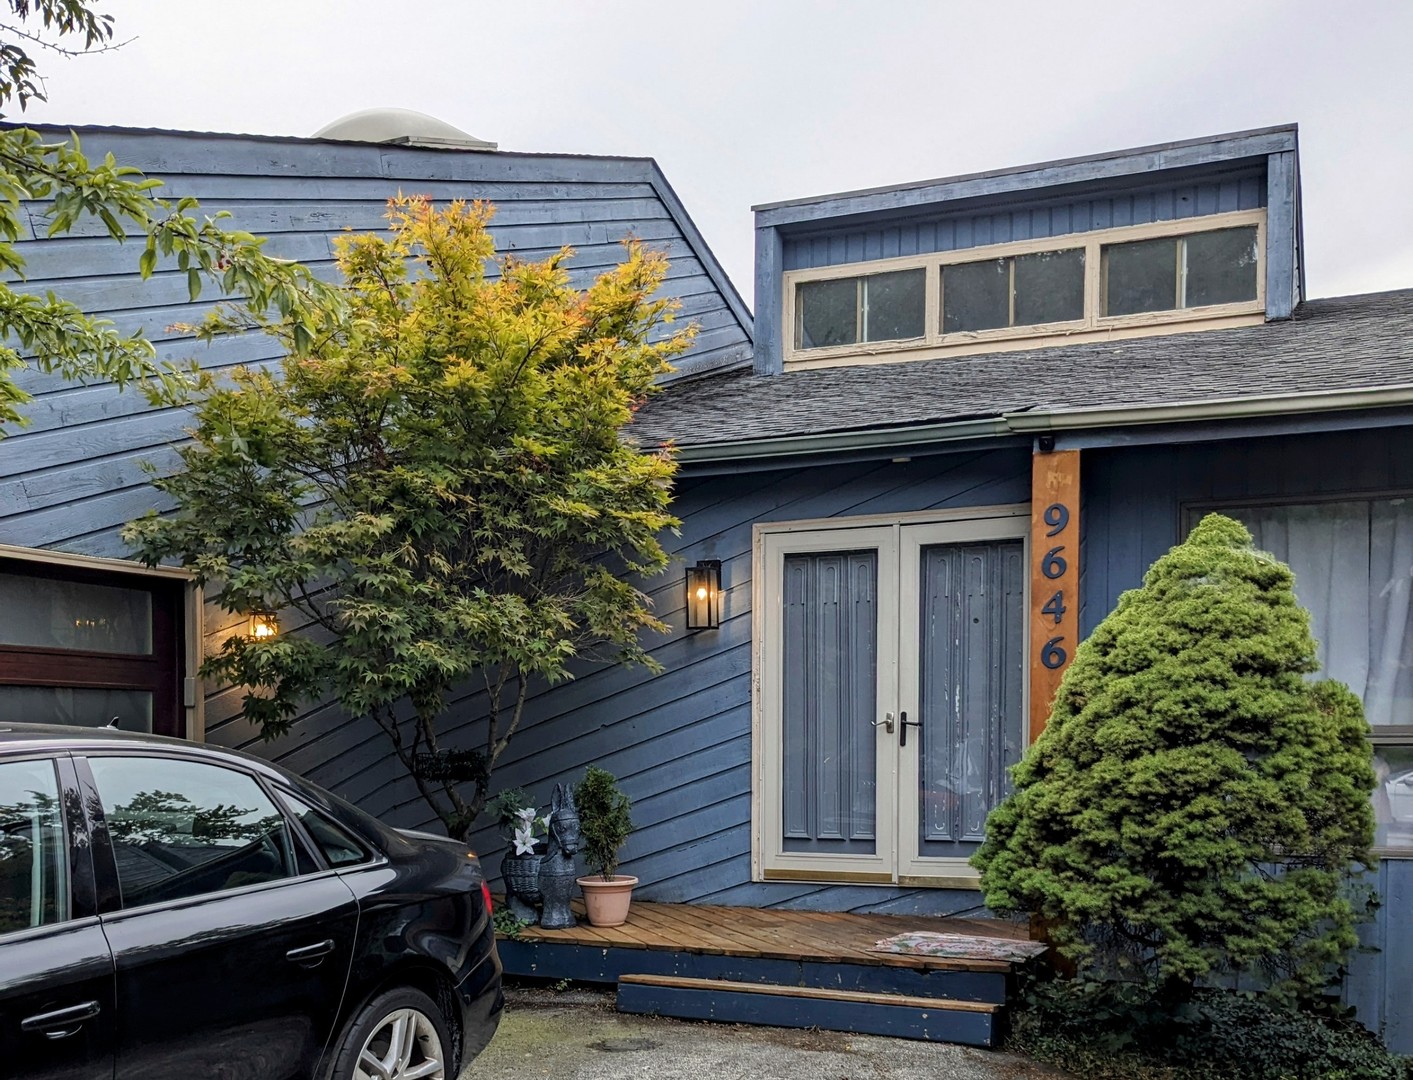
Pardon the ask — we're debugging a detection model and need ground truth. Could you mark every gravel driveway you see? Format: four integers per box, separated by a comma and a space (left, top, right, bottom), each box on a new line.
462, 986, 1069, 1080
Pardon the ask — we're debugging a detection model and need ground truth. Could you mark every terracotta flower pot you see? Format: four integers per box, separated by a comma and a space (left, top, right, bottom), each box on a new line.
576, 874, 638, 927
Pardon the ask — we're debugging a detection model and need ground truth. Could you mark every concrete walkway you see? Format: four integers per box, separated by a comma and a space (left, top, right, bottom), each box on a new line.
463, 986, 1069, 1080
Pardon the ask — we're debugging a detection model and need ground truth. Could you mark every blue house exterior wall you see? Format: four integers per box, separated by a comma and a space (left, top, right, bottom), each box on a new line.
1080, 423, 1413, 1051
457, 448, 1032, 915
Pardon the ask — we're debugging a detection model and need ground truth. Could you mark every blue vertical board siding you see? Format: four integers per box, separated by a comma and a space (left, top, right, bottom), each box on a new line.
1082, 424, 1413, 1050
781, 167, 1267, 271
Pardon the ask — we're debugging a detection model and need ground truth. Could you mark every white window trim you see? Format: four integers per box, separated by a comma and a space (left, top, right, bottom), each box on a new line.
751, 505, 1030, 888
0, 545, 205, 742
782, 208, 1267, 368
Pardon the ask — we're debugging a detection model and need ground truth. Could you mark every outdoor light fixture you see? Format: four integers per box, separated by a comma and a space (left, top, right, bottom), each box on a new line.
248, 610, 280, 640
685, 559, 722, 631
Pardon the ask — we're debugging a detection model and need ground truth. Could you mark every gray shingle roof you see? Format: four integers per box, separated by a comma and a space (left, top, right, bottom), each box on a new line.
631, 289, 1413, 449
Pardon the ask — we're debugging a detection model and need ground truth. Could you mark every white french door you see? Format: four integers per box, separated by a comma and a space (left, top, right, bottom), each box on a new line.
755, 508, 1029, 885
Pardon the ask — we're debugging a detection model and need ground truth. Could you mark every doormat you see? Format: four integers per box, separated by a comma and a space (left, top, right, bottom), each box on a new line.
870, 931, 1049, 963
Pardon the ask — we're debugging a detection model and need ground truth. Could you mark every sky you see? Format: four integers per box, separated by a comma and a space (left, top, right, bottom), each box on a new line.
21, 0, 1413, 307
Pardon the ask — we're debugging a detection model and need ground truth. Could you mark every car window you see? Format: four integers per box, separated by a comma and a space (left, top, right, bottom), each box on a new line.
281, 793, 372, 868
0, 759, 69, 934
88, 756, 299, 908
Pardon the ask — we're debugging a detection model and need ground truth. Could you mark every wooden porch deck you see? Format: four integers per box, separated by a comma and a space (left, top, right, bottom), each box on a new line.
496, 900, 1040, 1047
502, 898, 1028, 973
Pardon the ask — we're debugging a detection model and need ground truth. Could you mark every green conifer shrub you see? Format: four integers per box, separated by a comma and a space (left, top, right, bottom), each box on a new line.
974, 513, 1377, 1001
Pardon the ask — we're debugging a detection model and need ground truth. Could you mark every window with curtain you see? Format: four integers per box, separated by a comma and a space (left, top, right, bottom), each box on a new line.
1212, 498, 1413, 853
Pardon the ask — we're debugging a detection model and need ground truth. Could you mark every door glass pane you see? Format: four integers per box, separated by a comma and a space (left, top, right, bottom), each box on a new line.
917, 541, 1024, 858
0, 686, 153, 733
0, 573, 152, 654
1184, 226, 1258, 307
0, 759, 68, 934
89, 756, 297, 908
781, 550, 877, 854
942, 258, 1009, 333
1014, 249, 1085, 326
796, 278, 858, 349
862, 269, 925, 342
1104, 236, 1177, 316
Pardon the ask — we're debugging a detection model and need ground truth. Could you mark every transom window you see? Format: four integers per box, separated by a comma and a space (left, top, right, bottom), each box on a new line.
785, 209, 1265, 363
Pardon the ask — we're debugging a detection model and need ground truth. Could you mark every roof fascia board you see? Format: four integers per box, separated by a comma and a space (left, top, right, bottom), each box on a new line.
670, 384, 1413, 464
1050, 404, 1413, 452
641, 161, 754, 346
1004, 385, 1413, 433
755, 127, 1297, 229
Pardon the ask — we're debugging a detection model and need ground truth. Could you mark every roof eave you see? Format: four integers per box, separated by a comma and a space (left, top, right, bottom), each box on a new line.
670, 383, 1413, 464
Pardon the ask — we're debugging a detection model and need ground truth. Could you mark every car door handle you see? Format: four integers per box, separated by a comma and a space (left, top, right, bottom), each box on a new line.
21, 1000, 101, 1038
286, 939, 336, 966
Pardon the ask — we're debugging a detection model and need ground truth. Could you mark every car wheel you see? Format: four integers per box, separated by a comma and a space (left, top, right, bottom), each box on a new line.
326, 987, 452, 1080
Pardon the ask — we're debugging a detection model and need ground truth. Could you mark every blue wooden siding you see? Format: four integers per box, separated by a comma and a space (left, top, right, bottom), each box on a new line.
1082, 424, 1413, 1051
781, 168, 1266, 272
426, 449, 1030, 915
0, 126, 751, 558
0, 126, 751, 847
1081, 425, 1413, 635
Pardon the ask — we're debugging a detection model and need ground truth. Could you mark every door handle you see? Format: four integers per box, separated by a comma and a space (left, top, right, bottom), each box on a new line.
286, 939, 336, 966
871, 712, 895, 733
21, 1000, 100, 1038
899, 710, 923, 747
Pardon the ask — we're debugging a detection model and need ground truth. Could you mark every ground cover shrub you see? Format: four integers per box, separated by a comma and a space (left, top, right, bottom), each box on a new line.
1006, 977, 1409, 1080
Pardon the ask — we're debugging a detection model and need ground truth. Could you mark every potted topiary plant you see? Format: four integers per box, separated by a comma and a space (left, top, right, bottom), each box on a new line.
573, 765, 637, 926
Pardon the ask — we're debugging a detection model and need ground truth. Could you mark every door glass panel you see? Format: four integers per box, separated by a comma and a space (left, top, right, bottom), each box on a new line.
0, 686, 153, 732
781, 550, 878, 854
89, 756, 298, 908
0, 759, 68, 934
862, 269, 925, 342
916, 541, 1024, 858
0, 572, 152, 654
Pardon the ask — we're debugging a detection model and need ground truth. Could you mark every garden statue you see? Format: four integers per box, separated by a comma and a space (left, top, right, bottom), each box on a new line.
537, 784, 582, 929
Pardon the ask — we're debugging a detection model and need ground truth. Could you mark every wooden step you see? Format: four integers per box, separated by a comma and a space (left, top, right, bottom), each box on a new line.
499, 937, 1011, 1002
616, 973, 1004, 1048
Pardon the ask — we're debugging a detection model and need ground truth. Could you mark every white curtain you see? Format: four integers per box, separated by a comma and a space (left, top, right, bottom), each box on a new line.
1233, 499, 1413, 850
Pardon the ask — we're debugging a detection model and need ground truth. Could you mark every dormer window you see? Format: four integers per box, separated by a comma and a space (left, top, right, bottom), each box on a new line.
796, 268, 925, 350
1103, 226, 1258, 316
783, 209, 1266, 367
943, 248, 1085, 334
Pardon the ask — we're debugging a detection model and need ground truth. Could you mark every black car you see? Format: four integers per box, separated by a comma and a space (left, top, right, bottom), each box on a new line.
0, 723, 503, 1080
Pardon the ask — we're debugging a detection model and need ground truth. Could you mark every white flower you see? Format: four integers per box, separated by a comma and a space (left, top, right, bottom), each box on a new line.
514, 808, 539, 825
513, 826, 538, 855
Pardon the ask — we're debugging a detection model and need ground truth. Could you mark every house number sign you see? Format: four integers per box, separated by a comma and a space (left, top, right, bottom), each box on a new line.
1029, 449, 1080, 742
1039, 502, 1071, 670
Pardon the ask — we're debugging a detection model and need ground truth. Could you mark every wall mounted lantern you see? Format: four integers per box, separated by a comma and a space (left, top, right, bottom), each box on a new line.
248, 610, 280, 641
685, 559, 722, 631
